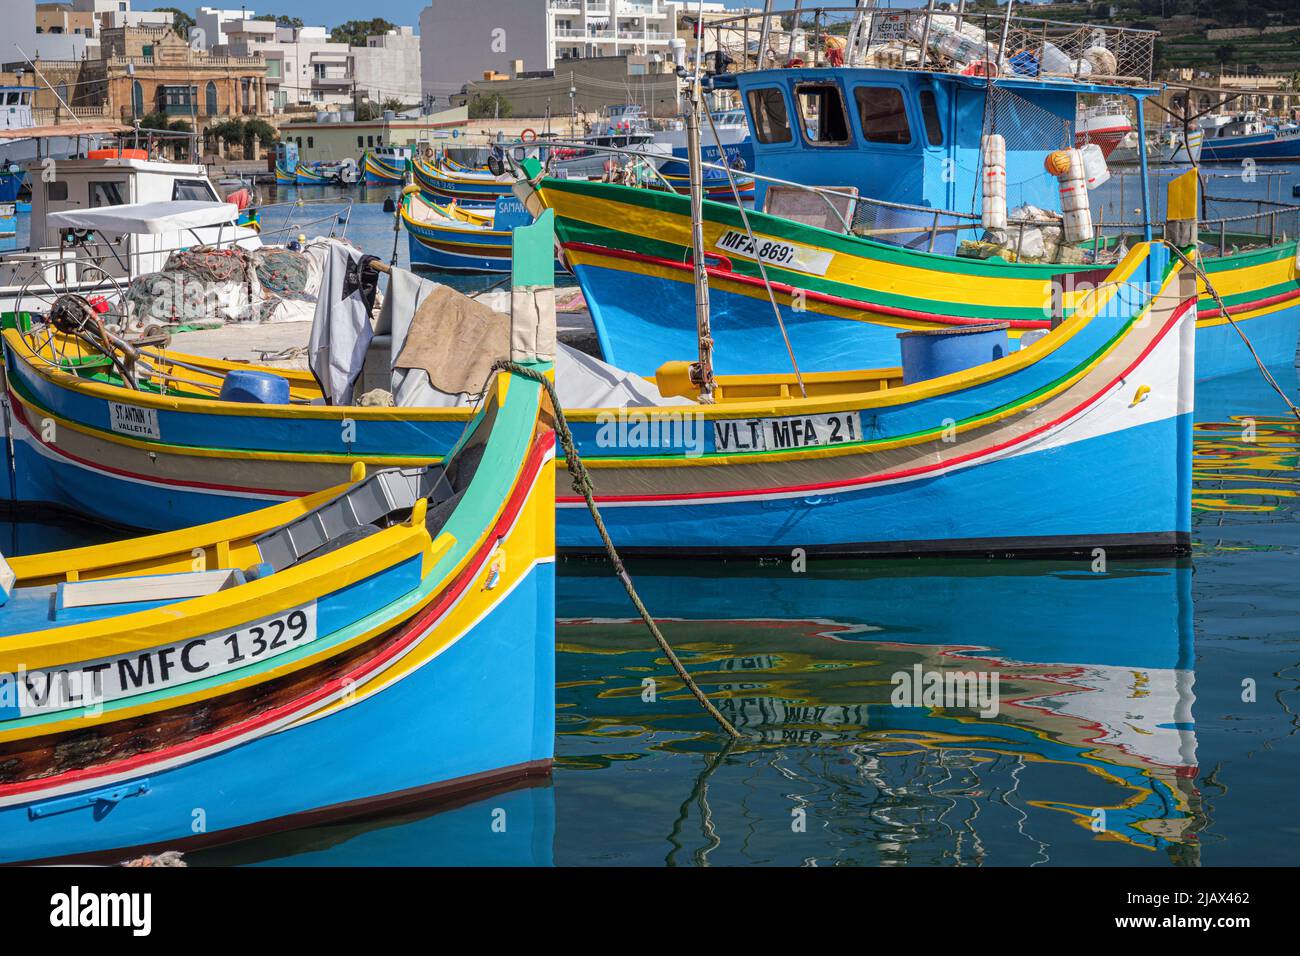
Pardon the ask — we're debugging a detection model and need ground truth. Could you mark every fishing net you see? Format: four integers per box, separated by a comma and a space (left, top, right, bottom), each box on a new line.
124, 246, 324, 327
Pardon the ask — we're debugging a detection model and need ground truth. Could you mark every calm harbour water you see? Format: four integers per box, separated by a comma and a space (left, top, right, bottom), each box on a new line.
6, 169, 1300, 866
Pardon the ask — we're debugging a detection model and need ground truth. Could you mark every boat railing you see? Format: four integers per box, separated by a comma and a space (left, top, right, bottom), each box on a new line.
253, 197, 355, 243
699, 6, 1157, 85
511, 139, 1295, 261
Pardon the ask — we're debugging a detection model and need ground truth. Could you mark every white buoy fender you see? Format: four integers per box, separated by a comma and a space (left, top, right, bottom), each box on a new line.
1053, 148, 1094, 244
981, 133, 1007, 231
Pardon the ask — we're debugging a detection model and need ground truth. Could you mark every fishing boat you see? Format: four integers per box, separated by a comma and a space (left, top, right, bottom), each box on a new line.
0, 155, 1199, 557
413, 156, 515, 207
1076, 100, 1135, 158
362, 146, 411, 184
0, 136, 263, 313
1198, 112, 1300, 163
0, 345, 556, 864
518, 7, 1298, 383
402, 188, 561, 274
0, 165, 24, 205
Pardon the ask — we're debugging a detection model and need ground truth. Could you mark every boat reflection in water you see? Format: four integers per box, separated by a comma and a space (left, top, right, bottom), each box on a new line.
556, 558, 1201, 865
188, 783, 555, 867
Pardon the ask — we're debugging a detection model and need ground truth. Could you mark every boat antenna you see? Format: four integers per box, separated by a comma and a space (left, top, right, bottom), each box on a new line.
685, 0, 715, 402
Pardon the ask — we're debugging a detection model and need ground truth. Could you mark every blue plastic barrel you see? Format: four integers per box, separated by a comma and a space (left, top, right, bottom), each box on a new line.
219, 369, 291, 405
897, 322, 1010, 385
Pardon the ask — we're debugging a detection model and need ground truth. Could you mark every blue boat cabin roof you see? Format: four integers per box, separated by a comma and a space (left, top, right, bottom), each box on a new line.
713, 67, 1157, 225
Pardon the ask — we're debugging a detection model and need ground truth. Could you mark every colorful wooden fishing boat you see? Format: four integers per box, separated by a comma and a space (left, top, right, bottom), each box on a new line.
518, 9, 1298, 382
402, 188, 562, 274
0, 358, 556, 864
362, 150, 408, 185
273, 163, 297, 186
1, 231, 1196, 556
292, 161, 336, 186
413, 157, 514, 207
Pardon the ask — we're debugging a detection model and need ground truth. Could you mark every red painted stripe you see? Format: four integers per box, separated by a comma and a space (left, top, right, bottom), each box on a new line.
6, 394, 307, 499
1197, 285, 1300, 319
0, 425, 555, 802
563, 241, 1054, 330
557, 299, 1193, 504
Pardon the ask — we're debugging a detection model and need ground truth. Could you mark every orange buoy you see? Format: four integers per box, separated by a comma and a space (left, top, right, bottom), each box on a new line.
1044, 150, 1073, 176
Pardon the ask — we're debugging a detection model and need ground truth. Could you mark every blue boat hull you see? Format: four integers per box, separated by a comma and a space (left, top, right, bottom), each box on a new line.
0, 560, 555, 865
1200, 131, 1300, 163
556, 415, 1192, 556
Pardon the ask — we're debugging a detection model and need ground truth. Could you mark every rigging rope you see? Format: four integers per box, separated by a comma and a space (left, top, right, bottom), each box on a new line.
1161, 241, 1300, 424
492, 359, 741, 740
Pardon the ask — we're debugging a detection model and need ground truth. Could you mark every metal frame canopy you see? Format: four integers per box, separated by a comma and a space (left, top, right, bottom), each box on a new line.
46, 201, 240, 236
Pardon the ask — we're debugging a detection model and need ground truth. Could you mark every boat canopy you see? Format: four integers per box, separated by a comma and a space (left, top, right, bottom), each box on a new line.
46, 200, 239, 234
0, 122, 130, 141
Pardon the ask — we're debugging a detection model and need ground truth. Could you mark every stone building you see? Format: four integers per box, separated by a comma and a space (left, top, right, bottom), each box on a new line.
100, 24, 269, 125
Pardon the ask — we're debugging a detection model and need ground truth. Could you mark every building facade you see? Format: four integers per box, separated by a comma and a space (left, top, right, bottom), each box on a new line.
102, 25, 269, 124
223, 21, 353, 110
351, 27, 421, 105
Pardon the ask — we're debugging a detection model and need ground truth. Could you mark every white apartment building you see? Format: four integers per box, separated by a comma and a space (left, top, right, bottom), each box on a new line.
420, 0, 686, 108
72, 0, 173, 31
224, 21, 352, 110
195, 7, 255, 52
547, 0, 680, 62
351, 28, 421, 105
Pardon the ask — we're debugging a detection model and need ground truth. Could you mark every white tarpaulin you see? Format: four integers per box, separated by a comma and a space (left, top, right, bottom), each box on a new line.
46, 201, 240, 235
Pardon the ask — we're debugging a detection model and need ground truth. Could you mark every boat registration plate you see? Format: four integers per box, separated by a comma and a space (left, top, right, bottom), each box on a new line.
0, 603, 319, 717
714, 230, 833, 276
713, 411, 861, 452
108, 401, 161, 440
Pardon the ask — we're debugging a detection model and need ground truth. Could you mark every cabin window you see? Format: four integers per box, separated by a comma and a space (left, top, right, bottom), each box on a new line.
794, 83, 851, 146
746, 87, 791, 144
918, 90, 943, 146
46, 181, 68, 202
854, 86, 911, 145
173, 179, 218, 202
89, 181, 126, 207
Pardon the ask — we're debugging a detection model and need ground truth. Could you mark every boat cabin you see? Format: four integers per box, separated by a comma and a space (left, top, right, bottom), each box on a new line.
713, 66, 1158, 249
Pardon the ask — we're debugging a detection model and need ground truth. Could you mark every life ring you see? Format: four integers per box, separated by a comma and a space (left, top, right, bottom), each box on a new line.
520, 128, 537, 143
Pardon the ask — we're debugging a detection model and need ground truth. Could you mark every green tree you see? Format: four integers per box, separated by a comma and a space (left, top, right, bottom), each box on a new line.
467, 93, 512, 119
139, 111, 191, 133
329, 19, 396, 47
254, 14, 304, 29
155, 7, 195, 41
1214, 44, 1237, 66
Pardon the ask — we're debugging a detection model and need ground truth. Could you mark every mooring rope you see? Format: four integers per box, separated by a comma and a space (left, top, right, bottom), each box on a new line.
1161, 242, 1300, 424
492, 359, 741, 740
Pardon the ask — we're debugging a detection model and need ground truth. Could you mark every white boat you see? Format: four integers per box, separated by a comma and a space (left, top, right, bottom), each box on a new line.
0, 130, 262, 313
1076, 101, 1134, 158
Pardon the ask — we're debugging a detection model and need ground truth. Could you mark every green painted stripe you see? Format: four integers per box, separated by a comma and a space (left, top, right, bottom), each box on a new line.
558, 215, 1046, 322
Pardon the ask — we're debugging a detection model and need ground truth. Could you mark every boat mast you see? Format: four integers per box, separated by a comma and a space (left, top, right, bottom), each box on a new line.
686, 0, 715, 402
